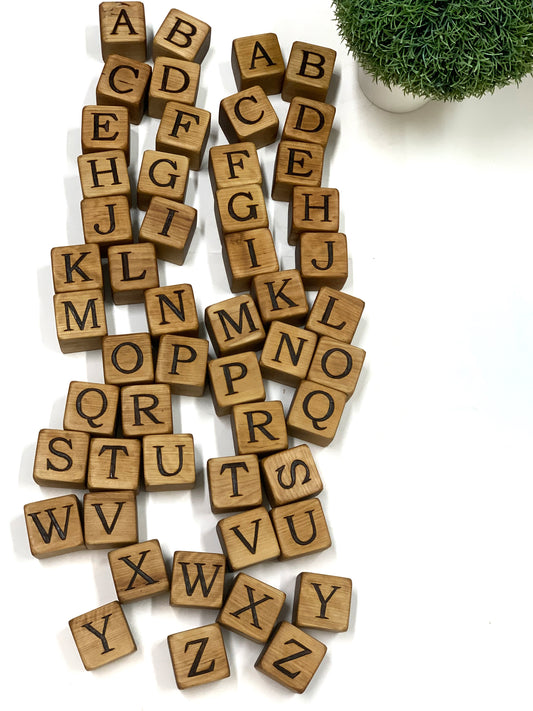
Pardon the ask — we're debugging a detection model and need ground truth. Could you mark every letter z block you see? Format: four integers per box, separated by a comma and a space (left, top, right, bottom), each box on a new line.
293, 572, 352, 632
63, 381, 120, 437
231, 33, 285, 94
96, 54, 151, 124
142, 433, 196, 491
282, 41, 337, 102
216, 506, 281, 571
148, 57, 201, 118
53, 289, 107, 353
272, 140, 324, 202
99, 2, 147, 61
152, 9, 211, 63
108, 539, 170, 603
170, 551, 226, 608
33, 428, 90, 488
207, 454, 263, 513
270, 498, 331, 560
167, 623, 230, 690
83, 490, 138, 549
219, 86, 279, 148
24, 494, 85, 558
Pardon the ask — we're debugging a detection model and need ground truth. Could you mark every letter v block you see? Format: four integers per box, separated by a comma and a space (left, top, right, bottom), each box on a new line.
270, 498, 331, 560
24, 494, 85, 558
170, 551, 226, 608
216, 506, 280, 571
83, 491, 138, 549
293, 572, 353, 632
167, 623, 230, 690
108, 539, 170, 603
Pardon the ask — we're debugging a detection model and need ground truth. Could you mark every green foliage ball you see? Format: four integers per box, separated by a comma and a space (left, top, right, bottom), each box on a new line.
332, 0, 533, 101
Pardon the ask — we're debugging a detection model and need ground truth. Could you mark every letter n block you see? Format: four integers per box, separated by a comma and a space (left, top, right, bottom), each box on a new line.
306, 286, 365, 343
63, 381, 120, 437
96, 54, 151, 124
215, 184, 269, 236
108, 539, 169, 603
208, 351, 265, 417
231, 33, 285, 94
87, 437, 141, 491
272, 140, 324, 202
120, 384, 173, 437
170, 551, 226, 608
216, 506, 280, 571
209, 142, 262, 191
152, 9, 211, 63
155, 335, 208, 396
270, 498, 331, 560
289, 186, 340, 245
78, 149, 131, 203
99, 2, 147, 61
156, 101, 210, 170
83, 491, 138, 549
167, 623, 230, 690
307, 336, 366, 399
286, 380, 346, 447
223, 228, 279, 293
296, 232, 348, 290
137, 150, 190, 210
33, 428, 90, 488
282, 97, 336, 148
231, 400, 288, 456
282, 41, 337, 102
207, 454, 263, 513
251, 269, 308, 326
219, 86, 279, 148
24, 494, 85, 558
139, 196, 197, 265
102, 332, 154, 386
293, 572, 352, 632
81, 105, 130, 162
148, 56, 201, 118
142, 433, 196, 491
107, 243, 159, 305
81, 195, 133, 253
260, 444, 323, 507
205, 294, 265, 356
53, 289, 107, 353
51, 244, 103, 294
145, 283, 199, 338
259, 321, 317, 387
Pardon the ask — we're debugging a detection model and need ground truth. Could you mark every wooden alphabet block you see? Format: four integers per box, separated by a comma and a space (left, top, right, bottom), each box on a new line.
33, 428, 90, 488
137, 149, 189, 210
99, 2, 147, 62
293, 572, 352, 632
78, 149, 130, 204
148, 57, 201, 118
254, 621, 326, 693
63, 380, 120, 437
217, 572, 286, 643
282, 41, 336, 103
83, 490, 138, 549
282, 96, 336, 148
51, 244, 103, 294
120, 383, 173, 437
156, 101, 210, 171
251, 269, 308, 326
205, 294, 266, 357
170, 551, 226, 608
102, 332, 154, 386
306, 286, 365, 343
260, 444, 323, 507
144, 283, 199, 338
296, 231, 348, 290
139, 196, 197, 265
208, 351, 265, 417
24, 494, 84, 558
87, 437, 141, 491
216, 506, 280, 570
53, 289, 107, 353
270, 498, 331, 560
108, 539, 169, 603
107, 242, 159, 305
209, 142, 262, 191
223, 228, 279, 293
81, 104, 130, 163
81, 195, 133, 252
155, 335, 208, 396
231, 33, 285, 94
219, 86, 279, 148
69, 600, 136, 670
307, 336, 366, 399
289, 186, 340, 245
231, 400, 288, 456
271, 140, 324, 202
153, 9, 211, 63
167, 623, 230, 690
259, 321, 317, 387
143, 433, 196, 491
207, 454, 263, 513
286, 380, 346, 447
96, 54, 151, 124
215, 184, 269, 236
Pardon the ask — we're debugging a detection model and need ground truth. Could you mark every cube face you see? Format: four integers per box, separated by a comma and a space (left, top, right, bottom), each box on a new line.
289, 186, 340, 245
231, 33, 285, 94
293, 572, 352, 632
209, 142, 262, 191
208, 351, 265, 417
33, 428, 90, 488
145, 283, 199, 338
207, 454, 263, 513
99, 2, 147, 61
102, 332, 154, 386
81, 195, 133, 252
307, 337, 366, 399
155, 335, 208, 396
272, 140, 324, 202
215, 184, 269, 236
87, 437, 141, 492
107, 243, 159, 305
156, 101, 210, 171
143, 433, 196, 491
139, 197, 197, 265
223, 228, 279, 293
270, 498, 331, 561
96, 54, 151, 124
137, 150, 190, 210
282, 97, 336, 148
120, 384, 173, 437
51, 244, 103, 294
149, 57, 201, 118
260, 444, 323, 507
81, 105, 130, 162
108, 539, 169, 603
78, 149, 131, 203
167, 623, 229, 690
259, 321, 317, 387
231, 401, 288, 457
205, 295, 265, 357
83, 491, 138, 549
219, 86, 279, 148
170, 551, 226, 608
251, 269, 308, 326
69, 600, 137, 671
297, 232, 348, 291
153, 9, 211, 63
24, 494, 84, 559
63, 381, 120, 437
53, 289, 107, 354
306, 287, 365, 343
286, 380, 346, 447
282, 41, 337, 103
216, 506, 280, 571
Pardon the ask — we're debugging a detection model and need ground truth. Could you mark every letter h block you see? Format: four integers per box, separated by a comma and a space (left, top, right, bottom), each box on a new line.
99, 2, 147, 62
170, 551, 226, 608
78, 149, 131, 204
108, 539, 170, 603
289, 186, 340, 246
219, 86, 279, 149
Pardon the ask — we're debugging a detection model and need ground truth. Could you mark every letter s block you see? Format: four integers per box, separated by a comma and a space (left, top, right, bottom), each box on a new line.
33, 428, 90, 488
282, 41, 336, 103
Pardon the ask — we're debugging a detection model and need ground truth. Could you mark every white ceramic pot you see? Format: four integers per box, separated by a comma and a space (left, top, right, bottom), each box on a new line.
358, 65, 430, 113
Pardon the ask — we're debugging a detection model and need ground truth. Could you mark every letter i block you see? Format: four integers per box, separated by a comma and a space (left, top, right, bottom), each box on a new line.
306, 286, 365, 343
293, 572, 353, 632
282, 97, 336, 148
289, 186, 340, 246
145, 284, 199, 338
148, 57, 201, 118
139, 196, 197, 265
216, 506, 280, 571
286, 380, 346, 447
231, 401, 288, 456
53, 289, 107, 353
77, 149, 131, 203
99, 2, 147, 61
156, 101, 211, 170
108, 539, 170, 603
170, 551, 226, 608
270, 498, 331, 560
155, 335, 209, 396
51, 244, 103, 294
207, 454, 263, 513
282, 41, 337, 103
81, 195, 133, 253
219, 86, 279, 148
231, 33, 285, 94
223, 228, 279, 293
102, 333, 154, 386
260, 444, 323, 507
96, 54, 152, 124
33, 428, 90, 488
208, 351, 265, 417
307, 337, 366, 399
107, 242, 159, 305
24, 494, 85, 558
69, 600, 137, 670
120, 384, 173, 437
251, 269, 309, 326
167, 624, 230, 690
83, 490, 138, 549
259, 321, 317, 387
152, 9, 211, 63
215, 184, 269, 236
255, 621, 327, 693
81, 105, 130, 163
87, 437, 141, 491
205, 294, 266, 357
208, 142, 262, 191
296, 232, 348, 290
142, 433, 196, 491
137, 150, 190, 210
63, 381, 120, 437
271, 140, 324, 202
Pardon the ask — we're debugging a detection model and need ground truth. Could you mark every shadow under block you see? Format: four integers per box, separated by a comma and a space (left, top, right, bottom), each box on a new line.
282, 96, 336, 148
69, 600, 137, 671
215, 184, 269, 236
33, 428, 90, 488
251, 269, 308, 326
270, 498, 331, 560
145, 283, 199, 338
24, 494, 85, 558
289, 186, 340, 246
207, 454, 263, 513
51, 244, 103, 294
286, 380, 346, 447
77, 150, 131, 203
87, 437, 141, 491
139, 196, 197, 265
219, 86, 279, 148
120, 383, 173, 437
96, 53, 151, 124
167, 623, 230, 690
99, 2, 147, 62
108, 539, 169, 603
83, 490, 138, 549
63, 381, 120, 437
217, 572, 286, 643
255, 620, 327, 693
282, 41, 337, 103
260, 444, 323, 507
271, 140, 324, 202
205, 294, 265, 357
223, 228, 279, 293
107, 242, 159, 305
231, 33, 285, 94
102, 332, 154, 386
152, 8, 211, 63
81, 104, 130, 163
216, 506, 281, 571
137, 150, 189, 210
142, 433, 196, 490
155, 335, 208, 396
170, 551, 226, 608
306, 286, 365, 343
156, 101, 210, 171
53, 289, 107, 353
209, 142, 262, 191
296, 232, 348, 290
208, 351, 265, 417
307, 336, 366, 399
81, 195, 133, 252
231, 400, 288, 457
148, 56, 201, 118
259, 321, 317, 387
293, 572, 352, 632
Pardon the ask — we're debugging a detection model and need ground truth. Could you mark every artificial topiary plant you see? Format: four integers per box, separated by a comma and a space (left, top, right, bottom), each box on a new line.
332, 0, 533, 101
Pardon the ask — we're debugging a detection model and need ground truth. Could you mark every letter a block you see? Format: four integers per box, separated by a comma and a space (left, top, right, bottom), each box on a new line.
259, 321, 317, 387
293, 572, 353, 632
270, 498, 331, 560
152, 9, 211, 63
108, 539, 170, 603
99, 2, 147, 62
231, 33, 285, 94
231, 401, 288, 456
167, 623, 230, 690
137, 150, 190, 210
63, 381, 120, 437
107, 243, 159, 305
96, 54, 151, 124
53, 289, 107, 353
170, 551, 226, 608
78, 149, 131, 203
156, 101, 210, 170
306, 287, 365, 343
155, 335, 208, 396
33, 428, 90, 488
272, 140, 324, 202
282, 41, 337, 102
83, 490, 138, 549
80, 195, 133, 253
142, 433, 196, 491
260, 444, 323, 507
148, 57, 201, 118
208, 351, 265, 417
51, 244, 103, 294
219, 86, 279, 148
207, 454, 263, 513
139, 196, 197, 265
120, 384, 173, 437
205, 294, 266, 357
216, 506, 280, 571
24, 494, 85, 559
286, 380, 346, 447
296, 232, 348, 290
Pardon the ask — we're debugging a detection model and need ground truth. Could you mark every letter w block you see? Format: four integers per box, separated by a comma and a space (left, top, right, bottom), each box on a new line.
170, 551, 226, 608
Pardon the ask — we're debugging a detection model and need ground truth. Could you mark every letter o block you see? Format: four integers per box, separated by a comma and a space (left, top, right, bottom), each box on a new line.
286, 380, 346, 447
102, 332, 155, 385
219, 86, 279, 148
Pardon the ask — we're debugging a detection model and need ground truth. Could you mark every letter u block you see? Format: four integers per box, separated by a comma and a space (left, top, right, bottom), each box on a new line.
231, 33, 285, 94
53, 289, 107, 353
219, 86, 279, 148
99, 2, 147, 61
152, 9, 211, 63
148, 57, 201, 118
282, 41, 337, 103
24, 494, 85, 558
142, 433, 196, 490
270, 498, 331, 560
96, 54, 152, 124
137, 149, 190, 210
170, 551, 226, 608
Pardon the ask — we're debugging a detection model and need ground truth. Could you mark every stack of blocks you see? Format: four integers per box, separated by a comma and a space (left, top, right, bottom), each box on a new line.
25, 3, 364, 694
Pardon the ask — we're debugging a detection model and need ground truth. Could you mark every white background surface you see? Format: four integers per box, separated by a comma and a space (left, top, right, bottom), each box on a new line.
4, 1, 533, 709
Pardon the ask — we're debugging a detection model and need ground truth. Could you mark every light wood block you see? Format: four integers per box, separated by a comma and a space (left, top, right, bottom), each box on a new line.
120, 383, 173, 437
78, 149, 130, 203
217, 572, 285, 643
231, 33, 285, 94
33, 428, 90, 489
254, 621, 326, 693
139, 196, 197, 265
223, 228, 279, 293
108, 539, 169, 603
102, 332, 154, 386
282, 41, 336, 102
293, 572, 352, 632
148, 56, 200, 118
231, 400, 287, 456
156, 101, 210, 171
51, 244, 103, 294
87, 437, 141, 491
271, 140, 323, 202
24, 494, 84, 558
107, 242, 159, 305
216, 506, 280, 571
259, 321, 317, 387
81, 195, 133, 253
167, 623, 229, 690
81, 104, 130, 162
209, 142, 262, 191
96, 54, 151, 124
270, 497, 331, 560
207, 454, 263, 513
286, 380, 346, 447
260, 444, 323, 507
143, 433, 196, 491
63, 381, 120, 437
208, 351, 265, 417
153, 9, 211, 63
137, 149, 189, 210
289, 186, 339, 245
155, 335, 208, 396
215, 184, 269, 236
251, 269, 308, 326
219, 86, 279, 148
99, 2, 147, 61
296, 232, 348, 290
83, 490, 138, 549
307, 336, 366, 399
53, 289, 107, 354
170, 551, 226, 608
69, 600, 137, 670
282, 96, 335, 148
205, 294, 265, 357
145, 283, 199, 338
306, 286, 365, 343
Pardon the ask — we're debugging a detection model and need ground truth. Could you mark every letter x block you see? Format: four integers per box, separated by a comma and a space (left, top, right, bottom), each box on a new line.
296, 232, 348, 290
148, 57, 201, 118
80, 195, 133, 253
53, 289, 107, 353
216, 506, 280, 571
207, 454, 263, 513
219, 86, 279, 148
102, 332, 155, 386
259, 321, 317, 387
260, 444, 323, 507
51, 244, 103, 294
99, 2, 147, 62
282, 41, 337, 103
231, 400, 288, 456
231, 33, 285, 94
137, 150, 190, 210
167, 623, 230, 690
270, 498, 331, 560
215, 184, 269, 236
286, 380, 346, 447
33, 428, 90, 488
251, 269, 308, 326
108, 539, 170, 603
24, 494, 84, 559
282, 97, 336, 148
205, 294, 266, 357
293, 572, 352, 632
223, 228, 279, 293
306, 286, 365, 343
307, 336, 366, 399
96, 54, 151, 124
63, 381, 120, 437
87, 437, 141, 491
152, 9, 211, 63
208, 351, 265, 417
155, 335, 209, 396
120, 384, 173, 437
271, 140, 324, 202
83, 490, 138, 549
139, 196, 197, 265
170, 551, 226, 608
289, 186, 340, 246
156, 101, 211, 170
142, 433, 196, 491
107, 242, 159, 305
145, 283, 199, 338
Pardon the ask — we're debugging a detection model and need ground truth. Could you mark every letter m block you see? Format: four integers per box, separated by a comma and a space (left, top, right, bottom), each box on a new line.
53, 288, 107, 353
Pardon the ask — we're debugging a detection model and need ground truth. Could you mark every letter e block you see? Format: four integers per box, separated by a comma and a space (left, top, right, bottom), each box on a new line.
99, 2, 147, 61
139, 196, 197, 265
289, 186, 339, 246
217, 506, 280, 571
108, 243, 159, 305
207, 454, 262, 513
205, 294, 265, 357
53, 289, 107, 353
223, 228, 279, 293
297, 232, 348, 290
293, 572, 352, 632
231, 400, 288, 456
145, 283, 199, 338
78, 149, 131, 203
167, 623, 229, 690
143, 433, 196, 491
153, 9, 211, 63
307, 337, 366, 399
259, 321, 317, 387
251, 269, 308, 326
282, 41, 336, 102
33, 428, 90, 488
87, 437, 141, 491
270, 498, 331, 560
81, 104, 130, 162
24, 494, 84, 558
272, 140, 324, 202
96, 54, 151, 124
156, 101, 210, 171
260, 444, 323, 507
81, 195, 133, 252
83, 490, 138, 549
120, 384, 173, 437
219, 86, 279, 148
282, 97, 336, 148
137, 150, 189, 210
155, 335, 208, 396
209, 142, 262, 191
170, 551, 226, 608
231, 33, 285, 94
306, 287, 365, 343
208, 351, 265, 417
286, 380, 346, 447
108, 539, 169, 603
63, 381, 120, 437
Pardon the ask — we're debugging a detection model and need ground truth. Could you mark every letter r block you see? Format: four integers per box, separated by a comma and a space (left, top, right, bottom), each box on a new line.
99, 2, 147, 61
96, 54, 151, 124
219, 86, 279, 148
152, 9, 211, 63
167, 624, 230, 690
120, 384, 173, 437
293, 572, 353, 632
170, 551, 226, 608
53, 289, 107, 354
282, 41, 337, 103
24, 494, 85, 559
231, 33, 285, 94
108, 539, 170, 603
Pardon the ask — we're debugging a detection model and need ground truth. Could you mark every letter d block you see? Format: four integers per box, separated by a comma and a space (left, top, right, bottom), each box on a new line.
53, 289, 107, 353
139, 196, 197, 265
219, 86, 279, 148
282, 96, 336, 148
102, 332, 155, 386
137, 150, 190, 210
99, 2, 147, 61
286, 380, 346, 447
215, 184, 269, 236
293, 572, 353, 632
120, 384, 173, 437
231, 33, 285, 94
24, 494, 85, 558
51, 244, 103, 294
282, 41, 337, 103
96, 54, 151, 124
83, 491, 138, 549
63, 381, 120, 437
152, 9, 211, 63
306, 286, 365, 343
170, 551, 226, 608
231, 401, 288, 456
108, 539, 170, 603
272, 140, 324, 202
270, 498, 331, 560
142, 433, 196, 491
216, 506, 280, 571
33, 428, 90, 488
148, 57, 201, 118
167, 623, 230, 690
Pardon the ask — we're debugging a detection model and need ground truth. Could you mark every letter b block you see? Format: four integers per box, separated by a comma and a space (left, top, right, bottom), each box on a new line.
282, 41, 336, 103
152, 9, 211, 63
